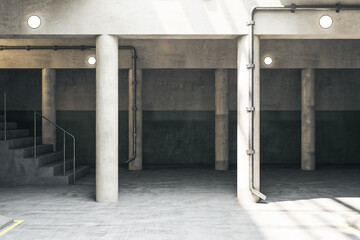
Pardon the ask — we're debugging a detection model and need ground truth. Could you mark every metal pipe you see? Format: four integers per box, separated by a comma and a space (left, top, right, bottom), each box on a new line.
0, 45, 139, 165
4, 92, 6, 141
63, 132, 66, 176
0, 45, 95, 51
34, 112, 36, 158
247, 4, 360, 201
123, 47, 138, 164
73, 140, 76, 184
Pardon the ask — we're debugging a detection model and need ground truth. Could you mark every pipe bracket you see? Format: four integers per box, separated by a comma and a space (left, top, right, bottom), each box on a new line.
336, 4, 341, 13
246, 63, 255, 69
246, 107, 255, 112
246, 20, 255, 26
291, 4, 297, 13
247, 150, 255, 155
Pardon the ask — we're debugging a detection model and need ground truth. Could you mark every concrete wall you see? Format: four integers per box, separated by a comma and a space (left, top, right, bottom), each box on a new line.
0, 68, 359, 166
1, 0, 360, 38
2, 39, 360, 70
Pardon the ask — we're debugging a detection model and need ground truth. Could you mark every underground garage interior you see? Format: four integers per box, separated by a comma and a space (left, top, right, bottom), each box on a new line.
0, 1, 360, 240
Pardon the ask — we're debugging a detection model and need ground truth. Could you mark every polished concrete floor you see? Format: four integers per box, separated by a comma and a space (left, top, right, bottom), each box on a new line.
0, 166, 359, 240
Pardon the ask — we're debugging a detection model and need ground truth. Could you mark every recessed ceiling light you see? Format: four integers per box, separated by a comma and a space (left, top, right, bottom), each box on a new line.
264, 56, 273, 65
27, 15, 41, 29
319, 15, 332, 29
88, 57, 96, 65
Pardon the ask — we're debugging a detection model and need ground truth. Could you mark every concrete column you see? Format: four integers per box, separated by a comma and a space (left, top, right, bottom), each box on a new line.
237, 36, 260, 203
215, 69, 229, 170
42, 69, 56, 151
128, 68, 142, 170
96, 34, 119, 203
301, 69, 315, 170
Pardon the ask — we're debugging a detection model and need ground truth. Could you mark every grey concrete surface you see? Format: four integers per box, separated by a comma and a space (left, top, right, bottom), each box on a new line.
1, 1, 360, 38
95, 34, 119, 203
301, 69, 315, 170
42, 68, 56, 151
0, 128, 89, 186
0, 167, 359, 240
347, 216, 360, 231
261, 40, 360, 69
0, 215, 13, 230
215, 69, 229, 170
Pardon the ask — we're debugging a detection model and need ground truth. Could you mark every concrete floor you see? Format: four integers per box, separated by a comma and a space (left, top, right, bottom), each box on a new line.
0, 166, 359, 240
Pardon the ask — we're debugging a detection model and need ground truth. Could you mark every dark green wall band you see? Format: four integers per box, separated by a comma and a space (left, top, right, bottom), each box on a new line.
5, 110, 360, 166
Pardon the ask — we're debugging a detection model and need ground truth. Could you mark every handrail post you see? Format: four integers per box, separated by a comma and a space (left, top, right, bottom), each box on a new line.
63, 132, 66, 176
4, 92, 6, 141
34, 112, 36, 158
73, 139, 76, 184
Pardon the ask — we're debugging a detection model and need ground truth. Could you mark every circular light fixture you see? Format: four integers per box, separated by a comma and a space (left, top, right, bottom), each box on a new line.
264, 56, 273, 65
27, 15, 41, 29
319, 15, 333, 29
88, 57, 96, 65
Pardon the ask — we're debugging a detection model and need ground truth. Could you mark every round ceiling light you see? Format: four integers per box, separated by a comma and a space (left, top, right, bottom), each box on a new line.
319, 15, 333, 29
264, 56, 273, 65
88, 57, 96, 65
27, 15, 41, 29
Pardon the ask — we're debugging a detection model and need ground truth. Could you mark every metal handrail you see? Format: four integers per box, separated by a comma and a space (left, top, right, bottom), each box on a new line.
2, 91, 76, 183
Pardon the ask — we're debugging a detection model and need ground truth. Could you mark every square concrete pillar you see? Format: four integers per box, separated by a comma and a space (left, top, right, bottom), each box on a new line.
42, 68, 56, 151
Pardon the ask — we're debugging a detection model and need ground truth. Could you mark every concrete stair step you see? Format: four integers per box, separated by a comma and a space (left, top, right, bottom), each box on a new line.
36, 165, 90, 185
0, 215, 14, 230
35, 151, 64, 166
16, 144, 53, 158
8, 137, 42, 149
65, 165, 90, 184
38, 159, 73, 177
0, 129, 29, 139
0, 122, 17, 130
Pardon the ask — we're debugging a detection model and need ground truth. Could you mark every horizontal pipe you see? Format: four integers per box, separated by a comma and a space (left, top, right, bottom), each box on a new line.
0, 45, 139, 165
0, 45, 138, 52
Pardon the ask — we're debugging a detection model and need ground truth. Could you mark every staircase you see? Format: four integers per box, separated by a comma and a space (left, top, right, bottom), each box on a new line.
0, 114, 89, 185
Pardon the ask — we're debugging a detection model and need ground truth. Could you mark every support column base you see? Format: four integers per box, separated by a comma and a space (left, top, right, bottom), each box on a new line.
215, 161, 228, 171
129, 164, 142, 171
237, 189, 260, 203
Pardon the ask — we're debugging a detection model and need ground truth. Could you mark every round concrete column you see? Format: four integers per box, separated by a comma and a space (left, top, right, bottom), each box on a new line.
128, 68, 142, 170
42, 69, 56, 151
237, 36, 260, 203
96, 34, 119, 202
215, 69, 229, 170
301, 69, 315, 170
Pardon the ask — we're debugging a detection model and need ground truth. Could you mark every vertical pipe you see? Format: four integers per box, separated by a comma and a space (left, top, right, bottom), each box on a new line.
63, 132, 66, 176
96, 34, 119, 203
129, 69, 142, 170
34, 112, 36, 158
301, 69, 316, 170
128, 68, 134, 165
42, 69, 57, 151
73, 139, 76, 184
215, 69, 229, 171
4, 92, 6, 141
